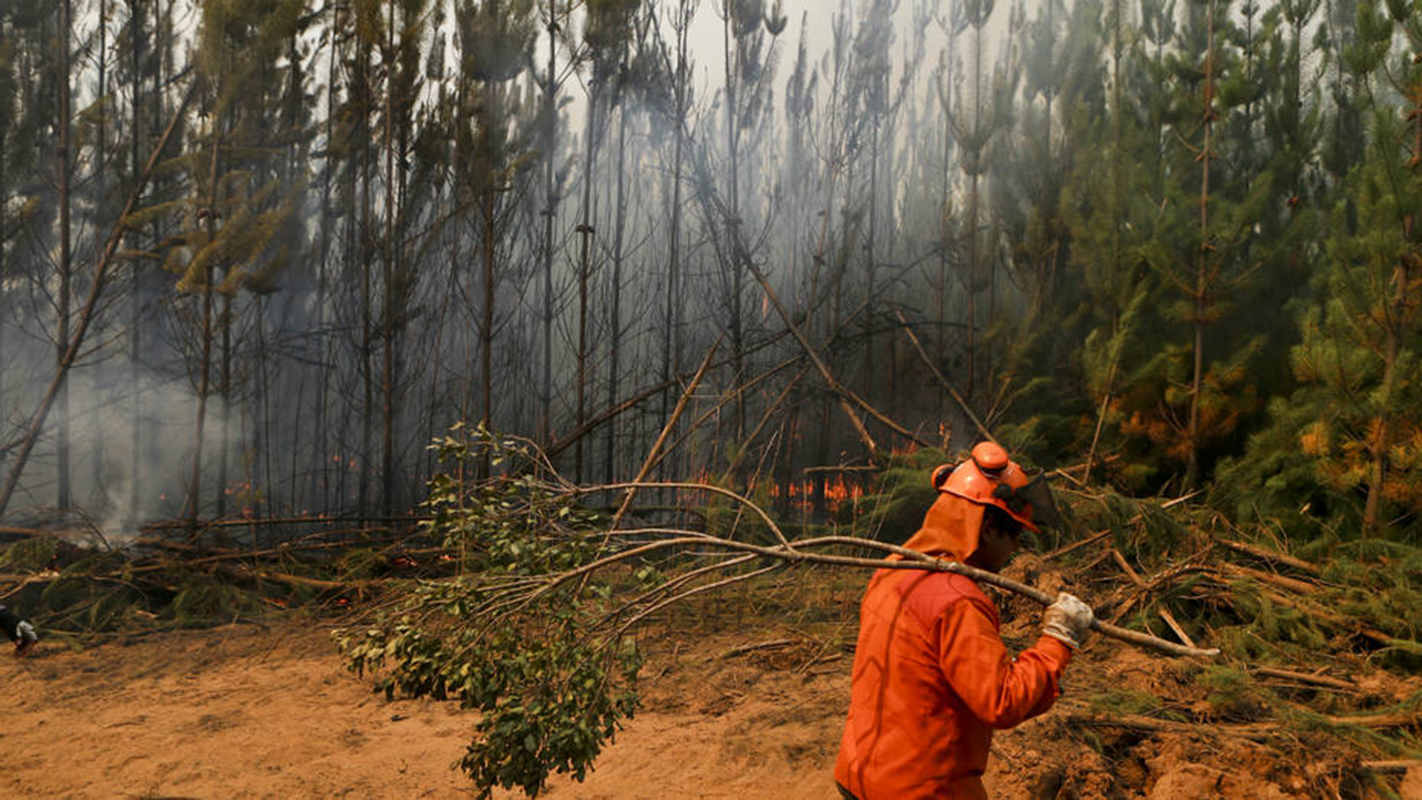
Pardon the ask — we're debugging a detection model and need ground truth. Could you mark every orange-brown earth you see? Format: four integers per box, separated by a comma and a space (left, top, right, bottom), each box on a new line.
0, 620, 851, 799
1, 595, 1418, 798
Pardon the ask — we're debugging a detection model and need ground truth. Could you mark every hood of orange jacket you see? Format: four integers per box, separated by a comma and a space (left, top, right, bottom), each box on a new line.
894, 489, 985, 564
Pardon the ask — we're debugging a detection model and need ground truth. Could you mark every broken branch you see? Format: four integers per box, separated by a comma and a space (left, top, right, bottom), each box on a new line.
611, 338, 721, 530
895, 309, 995, 444
1215, 538, 1322, 576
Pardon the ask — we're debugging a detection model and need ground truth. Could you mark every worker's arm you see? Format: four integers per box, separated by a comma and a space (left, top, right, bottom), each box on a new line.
936, 597, 1073, 729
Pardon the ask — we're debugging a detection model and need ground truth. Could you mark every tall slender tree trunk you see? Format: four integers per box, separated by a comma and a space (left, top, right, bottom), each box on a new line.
1240, 4, 1257, 180
575, 86, 600, 483
935, 35, 954, 429
1363, 258, 1407, 534
660, 14, 688, 483
357, 43, 374, 519
864, 106, 879, 409
381, 1, 397, 516
335, 165, 355, 510
0, 3, 9, 411
1152, 21, 1167, 208
1085, 0, 1124, 486
474, 203, 492, 457
131, 0, 159, 521
186, 121, 222, 527
90, 0, 110, 503
1111, 0, 1121, 285
723, 7, 745, 441
57, 0, 73, 510
1187, 0, 1216, 488
311, 1, 339, 512
1363, 87, 1422, 532
1036, 0, 1059, 317
480, 158, 497, 478
340, 72, 362, 512
604, 86, 629, 483
808, 50, 847, 515
1044, 0, 1053, 162
540, 1, 558, 447
216, 294, 233, 518
966, 15, 983, 402
252, 297, 271, 523
421, 205, 452, 479
816, 167, 855, 515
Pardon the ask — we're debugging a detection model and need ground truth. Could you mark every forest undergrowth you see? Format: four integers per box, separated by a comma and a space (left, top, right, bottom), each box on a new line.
1, 432, 1420, 798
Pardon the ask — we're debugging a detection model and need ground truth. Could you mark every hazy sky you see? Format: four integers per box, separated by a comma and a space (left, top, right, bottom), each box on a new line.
678, 0, 963, 111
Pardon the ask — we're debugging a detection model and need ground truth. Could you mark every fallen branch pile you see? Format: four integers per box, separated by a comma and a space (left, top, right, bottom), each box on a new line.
4, 428, 1420, 798
0, 520, 441, 636
991, 483, 1422, 797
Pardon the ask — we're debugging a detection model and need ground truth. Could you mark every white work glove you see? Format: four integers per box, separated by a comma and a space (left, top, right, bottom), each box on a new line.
13, 620, 37, 655
1041, 592, 1094, 649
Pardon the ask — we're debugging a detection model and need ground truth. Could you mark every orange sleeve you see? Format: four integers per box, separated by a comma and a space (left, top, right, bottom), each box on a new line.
936, 597, 1073, 729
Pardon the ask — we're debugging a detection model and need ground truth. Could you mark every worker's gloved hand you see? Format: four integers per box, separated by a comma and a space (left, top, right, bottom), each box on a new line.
13, 620, 37, 656
1041, 592, 1094, 649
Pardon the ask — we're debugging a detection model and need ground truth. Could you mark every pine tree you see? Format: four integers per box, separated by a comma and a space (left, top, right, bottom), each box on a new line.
645, 0, 698, 483
1061, 0, 1156, 482
573, 0, 637, 482
602, 3, 642, 484
306, 0, 344, 513
0, 3, 32, 411
1321, 0, 1364, 186
146, 0, 306, 523
380, 0, 437, 513
118, 0, 173, 524
928, 3, 961, 427
989, 0, 1115, 446
536, 0, 570, 446
851, 0, 893, 410
1217, 0, 1422, 537
948, 0, 1007, 403
1234, 0, 1325, 397
1113, 0, 1268, 489
716, 0, 785, 442
56, 0, 75, 510
455, 0, 537, 476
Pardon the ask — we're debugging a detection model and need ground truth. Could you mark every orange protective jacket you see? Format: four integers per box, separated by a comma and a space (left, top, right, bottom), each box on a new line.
833, 489, 1072, 799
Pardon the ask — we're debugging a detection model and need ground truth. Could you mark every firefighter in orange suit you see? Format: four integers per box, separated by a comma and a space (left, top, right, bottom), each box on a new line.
834, 442, 1094, 799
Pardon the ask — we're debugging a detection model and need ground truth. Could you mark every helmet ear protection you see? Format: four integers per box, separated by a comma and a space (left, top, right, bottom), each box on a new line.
930, 442, 1057, 533
931, 463, 954, 489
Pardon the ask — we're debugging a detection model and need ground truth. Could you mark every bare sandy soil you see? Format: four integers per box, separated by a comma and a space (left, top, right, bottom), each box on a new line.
0, 620, 851, 799
1, 609, 1418, 798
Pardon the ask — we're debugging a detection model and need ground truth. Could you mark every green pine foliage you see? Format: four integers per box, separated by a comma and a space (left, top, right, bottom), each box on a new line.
1222, 0, 1422, 537
841, 447, 949, 540
1089, 686, 1189, 720
1198, 665, 1277, 721
0, 533, 57, 571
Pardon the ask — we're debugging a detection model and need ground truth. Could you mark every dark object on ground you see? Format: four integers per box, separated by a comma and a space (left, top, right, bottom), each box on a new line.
0, 604, 38, 656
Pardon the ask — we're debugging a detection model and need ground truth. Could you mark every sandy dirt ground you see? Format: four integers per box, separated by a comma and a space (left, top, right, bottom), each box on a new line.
1, 613, 1417, 798
0, 621, 855, 799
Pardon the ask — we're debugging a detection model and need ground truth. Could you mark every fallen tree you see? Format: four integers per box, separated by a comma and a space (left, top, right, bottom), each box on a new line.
333, 427, 1219, 798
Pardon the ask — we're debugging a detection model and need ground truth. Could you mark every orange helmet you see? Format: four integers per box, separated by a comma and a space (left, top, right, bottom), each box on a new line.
931, 441, 1040, 532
